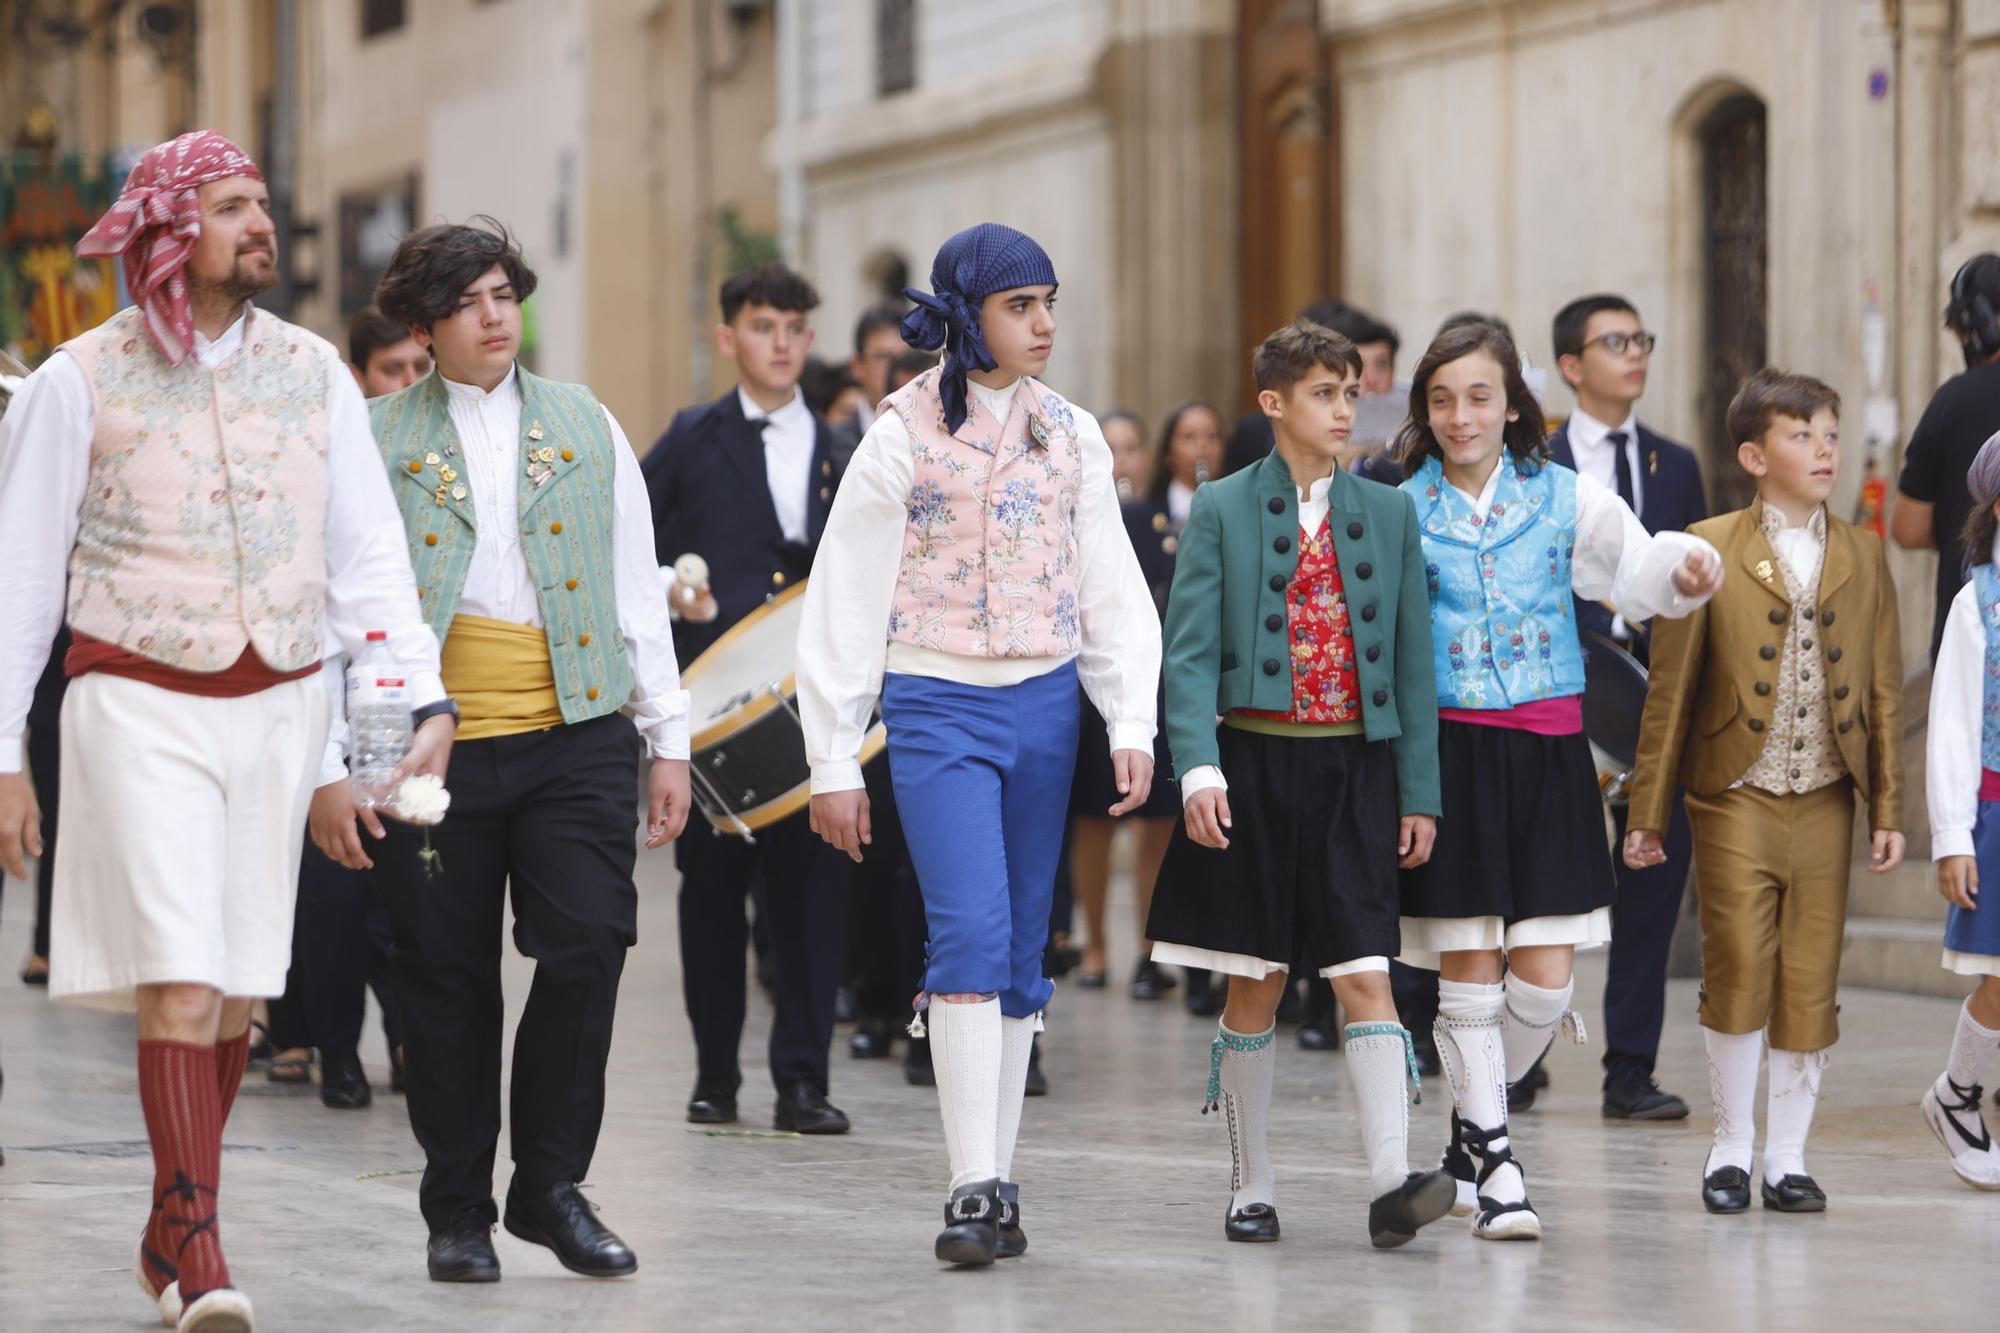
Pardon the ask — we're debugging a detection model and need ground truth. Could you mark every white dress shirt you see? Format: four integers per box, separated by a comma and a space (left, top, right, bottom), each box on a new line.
740, 385, 816, 545
1567, 404, 1644, 516
1166, 479, 1196, 530
325, 366, 691, 779
0, 310, 444, 775
797, 377, 1162, 794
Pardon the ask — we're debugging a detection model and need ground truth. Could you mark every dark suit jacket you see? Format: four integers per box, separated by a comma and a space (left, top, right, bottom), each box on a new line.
1121, 496, 1179, 617
642, 390, 845, 665
1547, 419, 1707, 653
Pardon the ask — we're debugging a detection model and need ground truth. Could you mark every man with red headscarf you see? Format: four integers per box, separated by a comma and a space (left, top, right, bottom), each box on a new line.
0, 131, 451, 1331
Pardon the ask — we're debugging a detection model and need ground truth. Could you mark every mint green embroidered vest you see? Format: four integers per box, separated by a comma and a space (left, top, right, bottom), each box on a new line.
369, 369, 633, 726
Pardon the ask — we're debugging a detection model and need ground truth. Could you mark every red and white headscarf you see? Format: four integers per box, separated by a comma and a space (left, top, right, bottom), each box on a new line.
75, 130, 264, 365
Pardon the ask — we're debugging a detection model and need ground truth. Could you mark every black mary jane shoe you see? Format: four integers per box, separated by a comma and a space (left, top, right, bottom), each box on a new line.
936, 1179, 1002, 1266
1023, 1039, 1049, 1097
503, 1181, 638, 1276
996, 1183, 1027, 1258
1225, 1201, 1280, 1242
1760, 1173, 1828, 1213
686, 1081, 739, 1125
849, 1018, 898, 1059
1368, 1169, 1458, 1249
1701, 1165, 1752, 1214
774, 1081, 852, 1135
427, 1212, 501, 1283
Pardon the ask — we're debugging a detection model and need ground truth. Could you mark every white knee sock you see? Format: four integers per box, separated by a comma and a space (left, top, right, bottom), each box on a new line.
1215, 1022, 1276, 1212
1499, 972, 1576, 1079
994, 1015, 1037, 1182
1943, 1000, 2000, 1093
1434, 980, 1522, 1206
929, 997, 1002, 1193
1764, 1046, 1825, 1184
1703, 1026, 1763, 1176
1344, 1023, 1416, 1198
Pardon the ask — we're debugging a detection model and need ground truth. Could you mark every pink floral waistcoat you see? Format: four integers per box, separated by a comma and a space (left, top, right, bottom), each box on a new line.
61, 305, 331, 673
884, 367, 1084, 658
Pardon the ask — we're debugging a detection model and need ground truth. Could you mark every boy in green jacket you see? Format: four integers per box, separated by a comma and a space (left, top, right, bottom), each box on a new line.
1146, 320, 1452, 1249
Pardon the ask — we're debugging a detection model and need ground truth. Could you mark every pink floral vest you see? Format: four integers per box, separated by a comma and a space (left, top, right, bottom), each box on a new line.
60, 305, 331, 673
884, 367, 1084, 658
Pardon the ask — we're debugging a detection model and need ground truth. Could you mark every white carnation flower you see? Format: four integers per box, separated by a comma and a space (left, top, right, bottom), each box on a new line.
395, 773, 452, 826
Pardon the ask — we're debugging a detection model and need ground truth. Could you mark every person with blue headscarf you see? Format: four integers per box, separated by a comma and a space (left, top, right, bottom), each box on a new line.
797, 223, 1162, 1265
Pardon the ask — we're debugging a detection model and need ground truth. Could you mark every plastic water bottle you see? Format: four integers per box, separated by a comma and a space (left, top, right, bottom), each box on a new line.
347, 631, 412, 809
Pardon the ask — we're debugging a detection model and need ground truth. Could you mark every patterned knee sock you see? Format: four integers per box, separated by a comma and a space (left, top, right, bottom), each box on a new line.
993, 1014, 1037, 1182
1214, 1022, 1277, 1213
1702, 1026, 1762, 1176
138, 1040, 230, 1300
1764, 1047, 1825, 1184
1499, 973, 1577, 1080
215, 1029, 251, 1126
1344, 1023, 1417, 1198
928, 997, 1002, 1194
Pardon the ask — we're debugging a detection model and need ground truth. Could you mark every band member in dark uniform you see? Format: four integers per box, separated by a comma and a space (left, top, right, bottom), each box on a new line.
644, 262, 853, 1134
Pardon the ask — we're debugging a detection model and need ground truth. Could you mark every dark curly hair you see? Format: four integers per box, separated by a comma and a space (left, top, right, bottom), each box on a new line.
1396, 319, 1547, 478
374, 216, 538, 332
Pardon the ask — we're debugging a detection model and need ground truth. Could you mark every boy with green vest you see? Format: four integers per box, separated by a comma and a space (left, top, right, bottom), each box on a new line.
1145, 320, 1455, 1249
329, 219, 693, 1285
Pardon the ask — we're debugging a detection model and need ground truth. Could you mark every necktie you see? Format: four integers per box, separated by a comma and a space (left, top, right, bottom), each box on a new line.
1607, 429, 1635, 511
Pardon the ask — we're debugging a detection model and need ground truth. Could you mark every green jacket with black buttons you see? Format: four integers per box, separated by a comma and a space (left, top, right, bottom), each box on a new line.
1161, 450, 1441, 816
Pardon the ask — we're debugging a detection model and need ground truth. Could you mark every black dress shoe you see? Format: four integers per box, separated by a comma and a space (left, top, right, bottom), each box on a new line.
1369, 1169, 1457, 1248
774, 1081, 851, 1134
1760, 1173, 1827, 1213
686, 1081, 739, 1125
1023, 1039, 1049, 1097
427, 1212, 501, 1283
936, 1178, 1001, 1265
996, 1182, 1027, 1258
1184, 975, 1222, 1017
319, 1052, 372, 1110
1507, 1055, 1550, 1112
1296, 1022, 1338, 1052
1130, 959, 1178, 1000
504, 1181, 637, 1276
1603, 1076, 1690, 1121
1701, 1165, 1752, 1214
849, 1018, 898, 1059
904, 1036, 936, 1087
1225, 1201, 1280, 1242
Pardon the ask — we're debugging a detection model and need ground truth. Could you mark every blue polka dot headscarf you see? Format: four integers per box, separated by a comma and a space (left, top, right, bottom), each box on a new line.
901, 223, 1058, 434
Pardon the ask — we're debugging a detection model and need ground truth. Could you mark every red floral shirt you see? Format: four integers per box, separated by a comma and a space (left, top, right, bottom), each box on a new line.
1237, 514, 1361, 724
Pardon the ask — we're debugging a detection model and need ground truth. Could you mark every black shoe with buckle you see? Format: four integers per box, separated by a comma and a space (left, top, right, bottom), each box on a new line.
503, 1181, 637, 1276
936, 1178, 1002, 1265
1224, 1201, 1280, 1242
1701, 1165, 1752, 1214
427, 1209, 501, 1283
1760, 1173, 1827, 1213
996, 1182, 1027, 1258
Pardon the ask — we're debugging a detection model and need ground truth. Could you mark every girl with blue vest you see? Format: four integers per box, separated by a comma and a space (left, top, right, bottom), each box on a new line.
1395, 320, 1722, 1239
1922, 431, 2000, 1190
798, 224, 1161, 1266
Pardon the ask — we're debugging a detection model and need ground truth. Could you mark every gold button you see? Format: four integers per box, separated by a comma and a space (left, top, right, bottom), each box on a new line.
561, 449, 574, 462
550, 522, 563, 534
407, 459, 423, 473
566, 578, 579, 591
771, 571, 787, 587
578, 633, 592, 647
586, 686, 600, 701
424, 533, 438, 546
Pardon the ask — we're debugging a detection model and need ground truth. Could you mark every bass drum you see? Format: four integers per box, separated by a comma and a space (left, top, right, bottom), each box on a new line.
680, 580, 885, 838
1580, 628, 1649, 805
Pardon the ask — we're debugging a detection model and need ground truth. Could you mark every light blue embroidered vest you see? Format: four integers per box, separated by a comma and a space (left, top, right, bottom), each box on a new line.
1975, 562, 2000, 772
369, 369, 633, 725
1401, 454, 1586, 709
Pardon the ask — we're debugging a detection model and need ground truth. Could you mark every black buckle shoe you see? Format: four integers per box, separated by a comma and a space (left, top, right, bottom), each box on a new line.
427, 1210, 501, 1283
1368, 1169, 1457, 1248
996, 1182, 1027, 1258
1760, 1173, 1828, 1213
1224, 1201, 1280, 1242
1603, 1076, 1690, 1121
936, 1179, 1001, 1265
1701, 1165, 1752, 1214
503, 1182, 637, 1276
774, 1081, 851, 1135
319, 1052, 372, 1110
686, 1079, 739, 1125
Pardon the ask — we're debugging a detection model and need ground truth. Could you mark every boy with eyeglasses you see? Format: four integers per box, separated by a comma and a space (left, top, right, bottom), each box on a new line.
1544, 293, 1709, 1124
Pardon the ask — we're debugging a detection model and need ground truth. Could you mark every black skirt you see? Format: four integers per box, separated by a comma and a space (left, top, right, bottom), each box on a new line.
1145, 724, 1400, 973
1398, 718, 1615, 922
1069, 694, 1178, 819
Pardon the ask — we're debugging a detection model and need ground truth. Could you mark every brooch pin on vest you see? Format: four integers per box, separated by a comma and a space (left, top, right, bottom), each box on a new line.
1756, 559, 1774, 582
1028, 415, 1050, 448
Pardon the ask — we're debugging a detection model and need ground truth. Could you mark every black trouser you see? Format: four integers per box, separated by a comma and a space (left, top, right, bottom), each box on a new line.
1602, 794, 1694, 1088
18, 630, 66, 960
373, 714, 639, 1232
676, 807, 848, 1094
296, 842, 401, 1062
1392, 960, 1439, 1035
849, 755, 927, 1024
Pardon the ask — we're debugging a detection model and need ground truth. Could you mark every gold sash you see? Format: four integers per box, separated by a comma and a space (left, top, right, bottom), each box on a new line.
440, 615, 565, 741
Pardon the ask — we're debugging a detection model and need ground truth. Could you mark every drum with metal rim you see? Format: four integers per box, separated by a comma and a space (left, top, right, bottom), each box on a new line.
1580, 628, 1649, 805
680, 580, 886, 839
